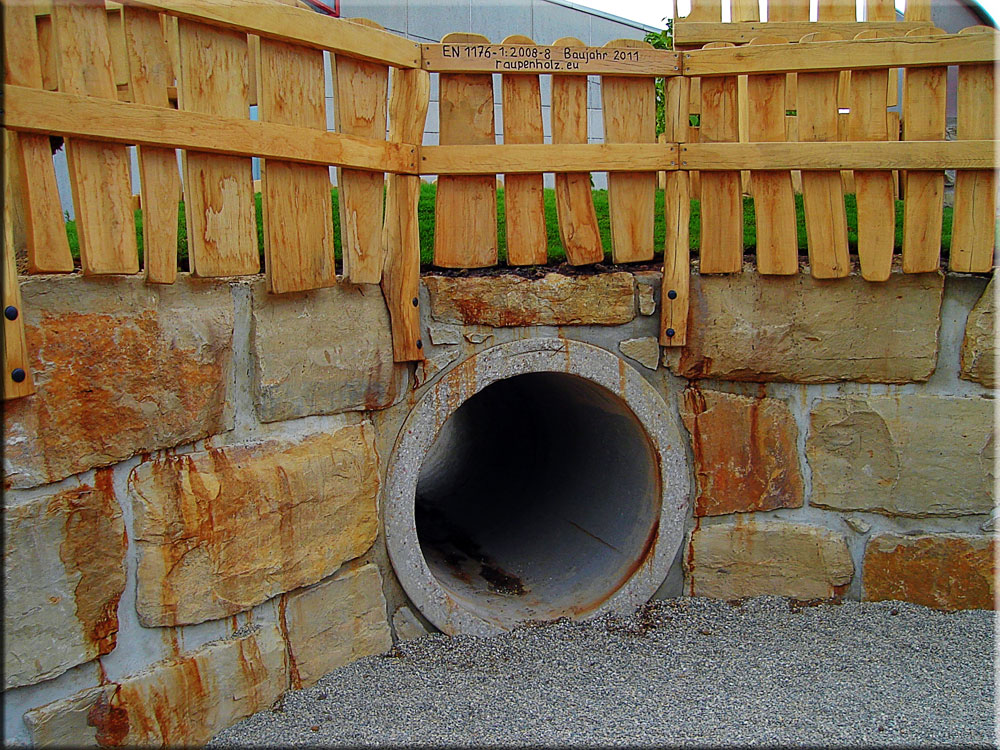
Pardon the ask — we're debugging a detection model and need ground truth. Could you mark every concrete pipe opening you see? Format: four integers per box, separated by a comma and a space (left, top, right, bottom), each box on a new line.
385, 339, 689, 636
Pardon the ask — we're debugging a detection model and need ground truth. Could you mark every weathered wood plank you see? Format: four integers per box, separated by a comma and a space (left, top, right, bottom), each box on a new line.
127, 0, 421, 67
123, 6, 181, 284
602, 38, 656, 264
382, 67, 430, 362
178, 19, 257, 277
698, 42, 741, 274
950, 26, 996, 273
334, 18, 389, 283
52, 1, 139, 275
798, 32, 850, 279
746, 36, 797, 275
662, 75, 690, 347
4, 3, 72, 273
5, 85, 415, 172
420, 42, 680, 75
848, 30, 895, 282
500, 35, 547, 266
258, 37, 336, 293
550, 36, 604, 266
420, 143, 675, 174
433, 32, 497, 269
901, 27, 947, 274
3, 165, 34, 399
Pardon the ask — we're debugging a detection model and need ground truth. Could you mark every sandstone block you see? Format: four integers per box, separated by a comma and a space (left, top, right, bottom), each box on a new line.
863, 533, 995, 610
619, 337, 660, 370
4, 473, 126, 688
685, 520, 853, 600
424, 273, 636, 326
680, 389, 804, 517
4, 276, 234, 490
664, 269, 942, 383
251, 280, 407, 423
283, 564, 392, 688
960, 277, 995, 387
393, 605, 430, 641
130, 426, 380, 626
807, 395, 994, 517
24, 624, 287, 747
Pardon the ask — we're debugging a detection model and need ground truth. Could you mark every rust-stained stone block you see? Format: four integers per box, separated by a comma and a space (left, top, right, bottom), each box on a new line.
684, 519, 854, 600
3, 276, 234, 490
4, 470, 126, 689
23, 624, 287, 747
960, 276, 996, 388
250, 279, 408, 423
807, 395, 994, 517
282, 563, 392, 689
863, 533, 996, 610
130, 426, 380, 626
664, 269, 943, 383
680, 388, 804, 517
424, 272, 636, 326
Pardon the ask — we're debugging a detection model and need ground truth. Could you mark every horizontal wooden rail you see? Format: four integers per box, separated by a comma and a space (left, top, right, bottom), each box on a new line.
5, 85, 418, 173
674, 21, 932, 47
421, 43, 681, 75
419, 143, 679, 175
681, 140, 996, 170
125, 0, 421, 67
683, 31, 996, 75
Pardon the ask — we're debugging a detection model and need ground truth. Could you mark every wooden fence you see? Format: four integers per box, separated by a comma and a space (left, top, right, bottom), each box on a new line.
3, 0, 997, 400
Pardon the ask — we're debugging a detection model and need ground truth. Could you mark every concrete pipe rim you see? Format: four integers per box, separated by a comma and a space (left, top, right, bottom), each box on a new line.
384, 338, 689, 637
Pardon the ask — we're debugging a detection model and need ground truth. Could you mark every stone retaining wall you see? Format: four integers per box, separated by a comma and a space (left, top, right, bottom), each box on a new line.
3, 268, 994, 745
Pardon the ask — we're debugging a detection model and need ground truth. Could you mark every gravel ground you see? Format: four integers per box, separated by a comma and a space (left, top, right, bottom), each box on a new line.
210, 596, 996, 748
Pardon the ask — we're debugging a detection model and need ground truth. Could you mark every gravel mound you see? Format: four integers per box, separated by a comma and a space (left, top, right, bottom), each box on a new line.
210, 596, 995, 748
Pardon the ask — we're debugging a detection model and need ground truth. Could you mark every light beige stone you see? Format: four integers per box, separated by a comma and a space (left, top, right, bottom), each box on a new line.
283, 563, 392, 688
130, 426, 380, 626
4, 473, 126, 689
863, 533, 995, 610
4, 276, 234, 490
664, 269, 942, 383
680, 389, 803, 517
807, 395, 994, 517
427, 324, 461, 345
960, 277, 995, 387
24, 624, 287, 748
250, 280, 408, 424
22, 685, 116, 748
424, 273, 636, 326
638, 282, 656, 316
619, 337, 660, 370
685, 520, 853, 600
393, 605, 430, 641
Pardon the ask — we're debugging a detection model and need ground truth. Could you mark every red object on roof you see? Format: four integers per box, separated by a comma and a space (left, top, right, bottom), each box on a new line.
302, 0, 339, 16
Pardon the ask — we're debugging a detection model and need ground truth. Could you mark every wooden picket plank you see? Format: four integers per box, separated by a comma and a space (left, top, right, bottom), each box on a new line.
434, 32, 497, 268
500, 35, 547, 266
3, 4, 72, 274
382, 67, 430, 362
420, 143, 674, 174
334, 18, 389, 283
768, 0, 811, 22
551, 36, 604, 266
258, 37, 336, 293
602, 38, 656, 264
848, 30, 894, 281
178, 19, 257, 277
698, 42, 741, 274
950, 26, 996, 273
675, 21, 929, 47
51, 2, 139, 275
662, 75, 690, 347
797, 32, 850, 279
901, 27, 947, 274
904, 0, 931, 21
3, 189, 34, 400
683, 0, 722, 23
123, 7, 181, 284
746, 36, 797, 275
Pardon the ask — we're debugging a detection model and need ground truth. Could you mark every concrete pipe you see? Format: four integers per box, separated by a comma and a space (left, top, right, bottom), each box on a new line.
385, 338, 689, 636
